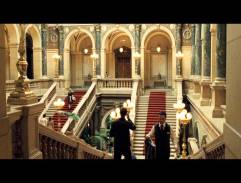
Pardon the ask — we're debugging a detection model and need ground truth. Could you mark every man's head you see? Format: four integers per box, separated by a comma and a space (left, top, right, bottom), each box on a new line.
159, 111, 166, 124
120, 107, 128, 118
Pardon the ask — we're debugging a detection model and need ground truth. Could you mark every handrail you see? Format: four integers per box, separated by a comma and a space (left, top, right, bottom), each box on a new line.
190, 135, 225, 159
39, 124, 112, 159
38, 82, 57, 123
130, 79, 142, 148
61, 82, 96, 134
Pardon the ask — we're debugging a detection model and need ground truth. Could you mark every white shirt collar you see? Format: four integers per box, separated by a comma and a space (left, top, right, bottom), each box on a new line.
159, 122, 166, 128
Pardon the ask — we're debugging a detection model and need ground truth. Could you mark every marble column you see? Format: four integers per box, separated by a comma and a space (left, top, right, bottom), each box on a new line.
193, 24, 202, 99
175, 24, 183, 101
95, 24, 101, 77
200, 24, 212, 106
58, 26, 64, 77
191, 24, 196, 76
176, 24, 182, 77
41, 24, 48, 78
135, 24, 141, 76
211, 24, 226, 118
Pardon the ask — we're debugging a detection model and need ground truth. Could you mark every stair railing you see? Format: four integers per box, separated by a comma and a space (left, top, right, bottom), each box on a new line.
39, 125, 112, 159
130, 78, 142, 148
189, 135, 225, 159
61, 81, 97, 136
38, 82, 57, 124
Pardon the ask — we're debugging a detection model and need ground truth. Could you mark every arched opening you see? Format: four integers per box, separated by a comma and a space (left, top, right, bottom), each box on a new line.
26, 33, 34, 79
25, 25, 42, 79
69, 32, 93, 88
144, 31, 172, 89
104, 32, 132, 78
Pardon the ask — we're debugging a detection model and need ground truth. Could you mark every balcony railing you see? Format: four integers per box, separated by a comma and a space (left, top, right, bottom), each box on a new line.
97, 78, 133, 88
39, 125, 112, 159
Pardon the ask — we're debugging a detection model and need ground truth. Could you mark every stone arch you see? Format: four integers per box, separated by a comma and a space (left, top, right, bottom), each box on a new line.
65, 28, 95, 88
100, 109, 114, 129
140, 25, 176, 89
101, 26, 134, 50
101, 26, 135, 78
64, 28, 95, 50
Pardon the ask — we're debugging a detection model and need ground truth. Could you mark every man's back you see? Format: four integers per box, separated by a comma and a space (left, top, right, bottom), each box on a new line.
110, 117, 136, 149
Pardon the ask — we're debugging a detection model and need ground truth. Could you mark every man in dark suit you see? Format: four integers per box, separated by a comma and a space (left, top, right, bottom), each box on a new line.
146, 111, 178, 159
110, 107, 136, 160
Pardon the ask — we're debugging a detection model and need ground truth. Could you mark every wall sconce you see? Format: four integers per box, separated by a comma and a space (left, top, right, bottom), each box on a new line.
84, 48, 88, 54
156, 46, 161, 53
119, 47, 123, 53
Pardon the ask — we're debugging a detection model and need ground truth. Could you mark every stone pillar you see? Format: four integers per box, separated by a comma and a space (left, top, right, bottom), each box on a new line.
95, 24, 101, 77
200, 24, 211, 106
0, 25, 11, 158
100, 48, 106, 78
211, 24, 226, 118
9, 43, 19, 80
58, 26, 64, 78
20, 103, 43, 159
33, 47, 42, 79
134, 24, 141, 76
41, 24, 48, 78
175, 24, 183, 101
193, 24, 202, 99
224, 24, 241, 158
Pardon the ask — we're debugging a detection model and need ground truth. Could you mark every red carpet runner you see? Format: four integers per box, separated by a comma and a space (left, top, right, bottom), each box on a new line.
145, 92, 166, 136
52, 91, 86, 131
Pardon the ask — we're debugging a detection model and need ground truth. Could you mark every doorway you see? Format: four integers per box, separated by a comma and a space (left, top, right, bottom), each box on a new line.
114, 46, 131, 78
26, 33, 34, 79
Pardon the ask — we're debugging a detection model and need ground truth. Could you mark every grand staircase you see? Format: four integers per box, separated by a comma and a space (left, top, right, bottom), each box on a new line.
45, 90, 86, 131
133, 90, 177, 159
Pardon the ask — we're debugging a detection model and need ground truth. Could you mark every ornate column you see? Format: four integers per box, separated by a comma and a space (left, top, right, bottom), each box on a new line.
94, 24, 101, 77
191, 24, 196, 76
134, 24, 141, 77
176, 24, 182, 77
58, 26, 64, 78
211, 24, 226, 118
193, 24, 202, 99
175, 24, 183, 101
41, 24, 48, 78
200, 24, 211, 106
7, 24, 38, 105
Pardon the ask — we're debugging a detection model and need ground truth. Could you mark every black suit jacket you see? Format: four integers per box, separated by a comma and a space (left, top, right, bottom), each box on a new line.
109, 117, 136, 150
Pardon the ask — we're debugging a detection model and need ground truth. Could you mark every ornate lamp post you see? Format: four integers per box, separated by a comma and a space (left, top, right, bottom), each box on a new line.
173, 101, 186, 138
179, 109, 192, 159
7, 24, 37, 105
53, 98, 65, 131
